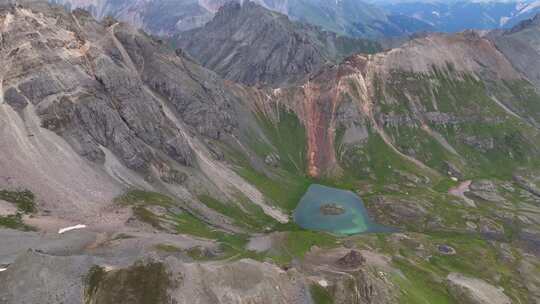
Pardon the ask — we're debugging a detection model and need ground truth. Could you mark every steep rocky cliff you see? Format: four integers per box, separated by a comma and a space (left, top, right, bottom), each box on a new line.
0, 0, 289, 230
489, 14, 540, 89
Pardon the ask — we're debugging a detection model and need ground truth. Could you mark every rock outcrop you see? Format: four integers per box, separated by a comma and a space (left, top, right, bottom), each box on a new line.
446, 273, 512, 304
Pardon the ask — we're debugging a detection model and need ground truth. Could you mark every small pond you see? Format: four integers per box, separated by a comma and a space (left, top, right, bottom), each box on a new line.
293, 184, 395, 235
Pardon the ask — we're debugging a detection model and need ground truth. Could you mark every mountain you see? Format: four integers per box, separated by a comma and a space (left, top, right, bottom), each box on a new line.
489, 13, 540, 88
176, 2, 381, 87
48, 0, 540, 39
0, 0, 294, 231
52, 0, 435, 39
269, 0, 435, 38
382, 0, 540, 32
1, 2, 540, 304
49, 0, 230, 34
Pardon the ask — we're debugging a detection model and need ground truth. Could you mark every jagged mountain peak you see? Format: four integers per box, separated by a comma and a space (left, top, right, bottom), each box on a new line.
506, 11, 540, 32
176, 1, 380, 87
490, 12, 540, 87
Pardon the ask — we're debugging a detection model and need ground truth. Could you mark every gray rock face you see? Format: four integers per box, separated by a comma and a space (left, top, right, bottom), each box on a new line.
514, 175, 540, 198
0, 1, 283, 226
176, 2, 380, 87
1, 4, 201, 173
490, 15, 540, 89
50, 0, 218, 35
0, 250, 98, 304
446, 273, 512, 304
468, 180, 506, 203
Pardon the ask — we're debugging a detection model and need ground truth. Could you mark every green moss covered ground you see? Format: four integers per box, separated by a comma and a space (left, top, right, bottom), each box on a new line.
0, 189, 36, 231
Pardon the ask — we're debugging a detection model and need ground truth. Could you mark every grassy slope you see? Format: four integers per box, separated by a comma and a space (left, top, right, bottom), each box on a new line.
0, 189, 36, 231
377, 70, 540, 179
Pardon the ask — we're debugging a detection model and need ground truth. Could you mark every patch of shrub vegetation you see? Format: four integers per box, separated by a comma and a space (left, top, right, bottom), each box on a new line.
115, 190, 174, 207
85, 262, 171, 304
0, 189, 36, 213
0, 213, 34, 231
133, 206, 163, 230
154, 244, 181, 253
310, 284, 334, 304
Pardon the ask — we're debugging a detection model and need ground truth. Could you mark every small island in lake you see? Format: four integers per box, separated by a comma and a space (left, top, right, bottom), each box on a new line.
319, 203, 346, 215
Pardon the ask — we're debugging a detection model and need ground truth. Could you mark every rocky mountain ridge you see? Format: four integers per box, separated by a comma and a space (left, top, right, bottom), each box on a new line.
176, 1, 381, 87
0, 0, 288, 230
48, 0, 540, 41
383, 0, 540, 32
51, 0, 434, 38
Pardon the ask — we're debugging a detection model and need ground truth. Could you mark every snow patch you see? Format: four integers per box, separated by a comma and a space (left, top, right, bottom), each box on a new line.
58, 224, 87, 234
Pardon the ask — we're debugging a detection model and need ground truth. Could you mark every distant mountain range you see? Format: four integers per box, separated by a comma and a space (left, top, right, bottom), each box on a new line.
250, 0, 436, 38
50, 0, 434, 38
49, 0, 227, 34
175, 2, 381, 87
51, 0, 540, 39
382, 0, 540, 32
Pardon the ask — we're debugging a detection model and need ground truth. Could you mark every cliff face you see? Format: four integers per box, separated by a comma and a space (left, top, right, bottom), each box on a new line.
176, 2, 380, 87
490, 14, 540, 89
0, 2, 288, 226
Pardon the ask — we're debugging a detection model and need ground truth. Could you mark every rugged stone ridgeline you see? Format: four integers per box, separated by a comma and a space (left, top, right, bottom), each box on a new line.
176, 1, 381, 87
51, 0, 436, 41
251, 26, 540, 178
173, 0, 540, 178
490, 14, 540, 89
0, 1, 288, 228
49, 0, 220, 34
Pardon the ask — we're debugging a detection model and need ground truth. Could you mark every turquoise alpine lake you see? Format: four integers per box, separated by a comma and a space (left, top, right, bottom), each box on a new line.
293, 184, 395, 235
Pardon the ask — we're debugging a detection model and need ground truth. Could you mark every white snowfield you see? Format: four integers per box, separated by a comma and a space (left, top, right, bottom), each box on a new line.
0, 268, 7, 272
58, 224, 87, 234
